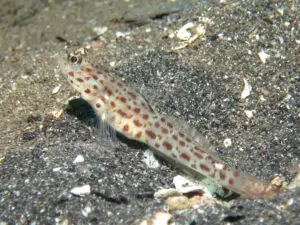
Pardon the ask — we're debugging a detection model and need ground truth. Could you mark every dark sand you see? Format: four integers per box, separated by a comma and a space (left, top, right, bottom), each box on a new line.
0, 0, 299, 224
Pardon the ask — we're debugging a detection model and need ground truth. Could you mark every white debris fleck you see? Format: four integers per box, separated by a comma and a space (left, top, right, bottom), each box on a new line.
176, 22, 194, 41
196, 24, 206, 36
70, 185, 91, 196
241, 78, 252, 99
116, 31, 130, 38
276, 7, 284, 16
258, 50, 270, 63
73, 155, 84, 164
244, 110, 254, 118
259, 95, 266, 102
223, 138, 232, 148
81, 206, 92, 217
142, 150, 160, 169
53, 167, 61, 172
173, 175, 211, 196
278, 36, 284, 44
284, 21, 290, 27
145, 28, 151, 33
151, 211, 172, 225
92, 26, 108, 36
51, 85, 61, 95
109, 61, 116, 67
296, 39, 300, 45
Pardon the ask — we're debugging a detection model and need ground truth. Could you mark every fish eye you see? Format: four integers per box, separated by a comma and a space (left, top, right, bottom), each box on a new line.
70, 56, 77, 63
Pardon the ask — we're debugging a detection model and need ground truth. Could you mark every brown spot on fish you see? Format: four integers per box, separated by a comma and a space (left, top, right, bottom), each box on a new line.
219, 171, 226, 180
128, 92, 136, 99
179, 141, 185, 147
84, 67, 93, 73
133, 119, 142, 127
134, 108, 140, 114
136, 131, 142, 138
110, 101, 116, 108
76, 78, 84, 83
68, 72, 74, 77
180, 153, 190, 161
161, 128, 168, 134
123, 124, 129, 132
91, 74, 98, 80
172, 135, 178, 141
163, 141, 172, 150
145, 130, 156, 139
194, 152, 203, 159
167, 122, 173, 128
120, 97, 127, 103
104, 86, 113, 96
200, 164, 210, 172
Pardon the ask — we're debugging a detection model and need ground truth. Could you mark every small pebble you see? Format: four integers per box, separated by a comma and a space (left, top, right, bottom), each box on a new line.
223, 138, 232, 147
176, 22, 194, 41
73, 155, 84, 164
70, 184, 91, 196
53, 167, 61, 172
258, 50, 270, 64
244, 110, 254, 118
142, 150, 160, 169
52, 85, 61, 95
241, 78, 252, 99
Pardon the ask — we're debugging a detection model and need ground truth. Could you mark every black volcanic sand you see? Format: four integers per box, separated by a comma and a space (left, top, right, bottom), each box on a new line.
0, 0, 299, 224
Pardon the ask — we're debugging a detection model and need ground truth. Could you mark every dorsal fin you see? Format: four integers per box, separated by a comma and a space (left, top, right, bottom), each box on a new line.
164, 115, 220, 159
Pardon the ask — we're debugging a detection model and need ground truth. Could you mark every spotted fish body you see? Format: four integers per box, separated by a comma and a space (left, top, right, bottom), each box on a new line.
58, 48, 278, 199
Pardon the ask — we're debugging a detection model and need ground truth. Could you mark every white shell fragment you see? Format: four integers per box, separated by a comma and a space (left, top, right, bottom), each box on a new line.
142, 150, 160, 169
241, 78, 252, 99
140, 211, 172, 225
258, 50, 270, 64
223, 138, 232, 148
73, 155, 85, 164
151, 211, 172, 225
52, 167, 61, 172
70, 184, 91, 196
176, 22, 194, 41
244, 110, 254, 118
51, 85, 61, 95
173, 175, 210, 196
